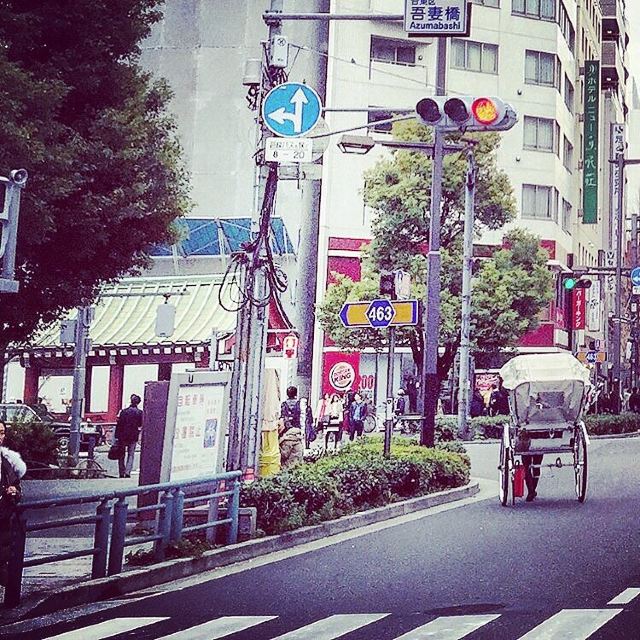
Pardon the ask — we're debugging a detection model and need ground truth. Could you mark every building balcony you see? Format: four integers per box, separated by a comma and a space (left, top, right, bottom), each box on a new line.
601, 40, 626, 90
601, 0, 626, 43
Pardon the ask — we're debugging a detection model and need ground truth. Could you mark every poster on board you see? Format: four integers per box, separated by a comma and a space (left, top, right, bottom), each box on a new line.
160, 370, 231, 483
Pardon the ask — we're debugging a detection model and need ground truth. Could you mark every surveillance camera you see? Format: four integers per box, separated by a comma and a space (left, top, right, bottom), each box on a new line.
10, 169, 28, 186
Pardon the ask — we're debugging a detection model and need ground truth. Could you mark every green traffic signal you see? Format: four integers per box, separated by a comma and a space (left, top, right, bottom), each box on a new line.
564, 277, 578, 290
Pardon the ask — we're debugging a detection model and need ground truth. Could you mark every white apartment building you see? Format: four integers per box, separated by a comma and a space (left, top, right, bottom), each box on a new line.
311, 0, 633, 401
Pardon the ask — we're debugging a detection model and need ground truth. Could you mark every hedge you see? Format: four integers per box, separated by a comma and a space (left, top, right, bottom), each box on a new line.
3, 421, 59, 467
432, 413, 640, 440
240, 437, 470, 536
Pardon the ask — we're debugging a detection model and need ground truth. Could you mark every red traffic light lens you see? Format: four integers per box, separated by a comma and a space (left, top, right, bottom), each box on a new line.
471, 97, 499, 125
416, 98, 441, 124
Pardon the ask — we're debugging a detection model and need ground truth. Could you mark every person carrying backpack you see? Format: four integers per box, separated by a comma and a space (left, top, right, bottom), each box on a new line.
279, 386, 314, 467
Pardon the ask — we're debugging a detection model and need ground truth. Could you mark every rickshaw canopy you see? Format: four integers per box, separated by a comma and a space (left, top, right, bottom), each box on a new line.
499, 353, 591, 426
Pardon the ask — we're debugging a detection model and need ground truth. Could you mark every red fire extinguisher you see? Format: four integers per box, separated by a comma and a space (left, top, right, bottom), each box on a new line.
513, 462, 525, 498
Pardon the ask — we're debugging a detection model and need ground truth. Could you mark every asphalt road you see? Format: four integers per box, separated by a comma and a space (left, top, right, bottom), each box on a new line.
5, 437, 640, 639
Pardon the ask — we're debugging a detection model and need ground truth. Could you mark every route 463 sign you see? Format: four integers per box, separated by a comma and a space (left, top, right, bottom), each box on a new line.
339, 299, 419, 329
404, 0, 471, 37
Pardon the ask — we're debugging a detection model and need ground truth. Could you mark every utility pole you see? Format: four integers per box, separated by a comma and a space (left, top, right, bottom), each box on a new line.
294, 0, 329, 402
69, 306, 91, 465
457, 150, 476, 440
0, 169, 28, 294
420, 38, 447, 448
384, 327, 396, 458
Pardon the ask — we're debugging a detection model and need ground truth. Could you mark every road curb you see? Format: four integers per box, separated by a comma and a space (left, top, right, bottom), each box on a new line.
6, 482, 479, 621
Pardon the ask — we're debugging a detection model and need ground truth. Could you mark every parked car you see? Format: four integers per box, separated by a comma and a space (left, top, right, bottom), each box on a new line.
0, 403, 102, 454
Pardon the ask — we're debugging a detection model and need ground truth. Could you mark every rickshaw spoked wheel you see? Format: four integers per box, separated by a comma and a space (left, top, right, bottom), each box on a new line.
499, 438, 511, 507
574, 426, 588, 503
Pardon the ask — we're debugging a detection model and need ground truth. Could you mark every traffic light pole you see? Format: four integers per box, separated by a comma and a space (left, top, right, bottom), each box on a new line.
70, 306, 90, 465
420, 38, 447, 448
384, 327, 396, 458
457, 150, 476, 440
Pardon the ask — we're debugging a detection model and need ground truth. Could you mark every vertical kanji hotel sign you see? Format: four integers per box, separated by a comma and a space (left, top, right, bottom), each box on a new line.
582, 60, 600, 224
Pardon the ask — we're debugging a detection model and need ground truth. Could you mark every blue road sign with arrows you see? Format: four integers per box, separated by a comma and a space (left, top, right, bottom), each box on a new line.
262, 82, 322, 138
631, 267, 640, 286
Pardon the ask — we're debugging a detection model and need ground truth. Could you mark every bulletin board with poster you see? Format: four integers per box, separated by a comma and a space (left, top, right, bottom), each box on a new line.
160, 370, 231, 482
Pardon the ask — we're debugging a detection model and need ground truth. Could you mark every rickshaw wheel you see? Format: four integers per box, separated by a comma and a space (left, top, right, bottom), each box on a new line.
574, 427, 588, 502
499, 439, 511, 506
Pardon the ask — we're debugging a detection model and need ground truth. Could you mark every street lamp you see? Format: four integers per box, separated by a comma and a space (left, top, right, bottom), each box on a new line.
337, 135, 376, 155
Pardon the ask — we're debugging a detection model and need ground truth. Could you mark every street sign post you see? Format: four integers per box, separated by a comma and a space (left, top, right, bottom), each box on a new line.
261, 82, 322, 138
339, 299, 419, 328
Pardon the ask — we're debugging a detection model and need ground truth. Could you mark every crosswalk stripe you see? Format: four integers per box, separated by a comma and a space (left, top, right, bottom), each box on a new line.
44, 617, 167, 640
517, 609, 623, 640
394, 614, 501, 640
608, 587, 640, 605
154, 616, 276, 639
271, 614, 389, 639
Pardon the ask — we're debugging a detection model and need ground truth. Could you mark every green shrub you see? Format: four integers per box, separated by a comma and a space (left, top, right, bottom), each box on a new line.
584, 413, 640, 436
241, 436, 470, 536
3, 421, 59, 466
469, 415, 509, 440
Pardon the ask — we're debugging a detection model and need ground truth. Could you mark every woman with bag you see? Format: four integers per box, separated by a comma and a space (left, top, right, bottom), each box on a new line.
324, 393, 344, 450
0, 420, 27, 586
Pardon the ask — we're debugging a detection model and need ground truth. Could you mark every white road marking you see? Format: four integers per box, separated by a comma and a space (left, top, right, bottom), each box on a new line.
607, 587, 640, 605
271, 614, 388, 639
44, 617, 167, 640
394, 614, 501, 639
517, 609, 623, 640
154, 616, 276, 639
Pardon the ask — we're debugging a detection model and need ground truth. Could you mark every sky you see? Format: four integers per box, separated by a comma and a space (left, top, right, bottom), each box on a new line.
627, 2, 640, 94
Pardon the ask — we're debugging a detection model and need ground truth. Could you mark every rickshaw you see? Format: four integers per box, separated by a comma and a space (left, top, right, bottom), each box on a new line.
497, 352, 591, 506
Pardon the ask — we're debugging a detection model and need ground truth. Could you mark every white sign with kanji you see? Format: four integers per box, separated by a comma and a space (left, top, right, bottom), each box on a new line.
404, 0, 470, 37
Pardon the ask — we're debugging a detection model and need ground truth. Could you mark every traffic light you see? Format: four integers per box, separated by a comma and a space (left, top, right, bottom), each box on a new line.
562, 276, 592, 290
415, 96, 517, 132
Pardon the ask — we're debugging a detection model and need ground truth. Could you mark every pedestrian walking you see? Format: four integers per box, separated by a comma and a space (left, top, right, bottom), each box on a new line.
279, 386, 305, 467
0, 420, 27, 586
629, 388, 640, 413
348, 392, 367, 441
114, 394, 143, 478
470, 389, 486, 418
489, 379, 509, 416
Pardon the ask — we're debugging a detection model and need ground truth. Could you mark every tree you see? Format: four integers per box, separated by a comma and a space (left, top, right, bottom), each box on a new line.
0, 0, 189, 351
318, 122, 554, 382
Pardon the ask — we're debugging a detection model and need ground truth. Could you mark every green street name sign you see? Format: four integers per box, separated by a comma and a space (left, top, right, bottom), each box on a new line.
582, 60, 600, 225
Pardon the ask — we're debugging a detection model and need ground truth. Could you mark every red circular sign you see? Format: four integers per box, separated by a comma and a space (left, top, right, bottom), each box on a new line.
329, 361, 356, 391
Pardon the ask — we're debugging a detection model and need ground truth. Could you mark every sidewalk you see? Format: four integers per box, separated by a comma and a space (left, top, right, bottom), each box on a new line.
0, 480, 485, 623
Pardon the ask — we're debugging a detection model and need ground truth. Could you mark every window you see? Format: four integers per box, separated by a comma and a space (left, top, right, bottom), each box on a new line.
562, 199, 572, 233
370, 36, 416, 66
451, 39, 498, 74
558, 1, 575, 53
522, 184, 558, 220
564, 75, 574, 113
472, 0, 500, 6
525, 50, 561, 90
523, 116, 560, 153
563, 136, 573, 172
367, 108, 393, 133
512, 0, 556, 21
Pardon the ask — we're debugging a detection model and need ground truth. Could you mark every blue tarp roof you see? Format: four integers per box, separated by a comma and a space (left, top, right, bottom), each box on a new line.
150, 217, 295, 257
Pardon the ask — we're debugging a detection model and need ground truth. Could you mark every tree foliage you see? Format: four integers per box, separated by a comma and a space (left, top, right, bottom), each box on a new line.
0, 0, 190, 346
318, 122, 554, 380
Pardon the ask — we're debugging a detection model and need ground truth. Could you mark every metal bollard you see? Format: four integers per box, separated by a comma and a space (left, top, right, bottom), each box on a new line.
108, 497, 128, 575
226, 479, 240, 545
4, 511, 27, 607
91, 499, 111, 579
154, 490, 173, 561
206, 480, 220, 544
170, 487, 184, 543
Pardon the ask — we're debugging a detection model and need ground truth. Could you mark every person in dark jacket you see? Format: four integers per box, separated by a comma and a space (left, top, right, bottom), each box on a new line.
348, 393, 367, 441
0, 420, 27, 585
629, 388, 640, 413
114, 394, 143, 478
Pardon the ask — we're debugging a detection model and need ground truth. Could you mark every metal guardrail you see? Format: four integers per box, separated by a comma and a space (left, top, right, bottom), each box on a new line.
3, 470, 242, 607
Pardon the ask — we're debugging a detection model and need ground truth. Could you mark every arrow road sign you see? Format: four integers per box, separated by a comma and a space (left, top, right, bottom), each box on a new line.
262, 82, 322, 138
631, 267, 640, 286
339, 300, 420, 328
